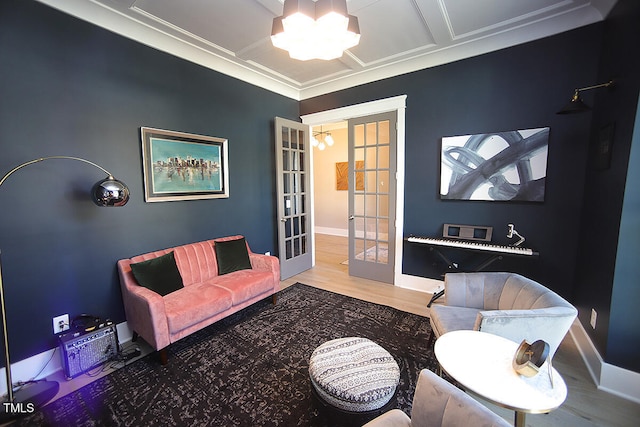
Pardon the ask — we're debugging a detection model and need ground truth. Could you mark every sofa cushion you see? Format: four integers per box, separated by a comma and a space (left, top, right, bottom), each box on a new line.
130, 251, 184, 296
429, 305, 479, 337
215, 237, 252, 275
164, 284, 233, 333
213, 269, 275, 305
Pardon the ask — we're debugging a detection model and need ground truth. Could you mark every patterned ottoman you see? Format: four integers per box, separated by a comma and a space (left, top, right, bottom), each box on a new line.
308, 337, 400, 413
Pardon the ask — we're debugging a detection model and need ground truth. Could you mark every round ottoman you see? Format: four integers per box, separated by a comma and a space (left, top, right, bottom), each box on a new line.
308, 337, 400, 414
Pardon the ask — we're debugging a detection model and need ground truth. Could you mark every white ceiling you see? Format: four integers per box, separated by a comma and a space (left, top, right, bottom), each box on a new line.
37, 0, 617, 100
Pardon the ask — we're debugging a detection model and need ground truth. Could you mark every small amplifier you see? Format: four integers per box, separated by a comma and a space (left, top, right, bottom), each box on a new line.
59, 322, 119, 379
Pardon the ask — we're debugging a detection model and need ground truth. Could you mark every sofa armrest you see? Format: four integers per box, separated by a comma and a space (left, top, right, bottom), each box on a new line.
476, 307, 577, 357
117, 259, 171, 350
249, 252, 280, 287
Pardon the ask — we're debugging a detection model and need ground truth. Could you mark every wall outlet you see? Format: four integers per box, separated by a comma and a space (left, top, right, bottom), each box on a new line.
265, 251, 271, 256
590, 308, 597, 329
53, 314, 70, 334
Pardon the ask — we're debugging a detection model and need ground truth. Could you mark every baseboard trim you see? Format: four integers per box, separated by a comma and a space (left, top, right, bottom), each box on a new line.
0, 322, 134, 395
396, 273, 443, 294
570, 320, 640, 404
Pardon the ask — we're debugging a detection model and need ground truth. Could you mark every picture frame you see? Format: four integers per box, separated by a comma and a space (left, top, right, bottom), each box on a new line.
140, 127, 229, 202
440, 127, 549, 202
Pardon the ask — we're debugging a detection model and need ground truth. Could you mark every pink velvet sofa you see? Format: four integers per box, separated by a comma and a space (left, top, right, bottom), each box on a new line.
117, 235, 280, 364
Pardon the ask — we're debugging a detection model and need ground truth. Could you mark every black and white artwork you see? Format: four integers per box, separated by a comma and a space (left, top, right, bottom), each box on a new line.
440, 127, 549, 202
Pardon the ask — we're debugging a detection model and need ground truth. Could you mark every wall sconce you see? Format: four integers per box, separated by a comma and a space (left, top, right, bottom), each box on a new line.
557, 80, 615, 114
311, 127, 335, 151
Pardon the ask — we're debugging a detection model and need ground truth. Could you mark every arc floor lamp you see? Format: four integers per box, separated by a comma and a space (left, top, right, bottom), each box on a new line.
0, 156, 129, 420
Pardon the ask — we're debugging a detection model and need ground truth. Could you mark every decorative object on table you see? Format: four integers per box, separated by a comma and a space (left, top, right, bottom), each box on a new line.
512, 339, 550, 377
440, 127, 549, 202
140, 127, 229, 202
14, 284, 433, 426
556, 80, 615, 114
271, 0, 360, 61
0, 156, 129, 422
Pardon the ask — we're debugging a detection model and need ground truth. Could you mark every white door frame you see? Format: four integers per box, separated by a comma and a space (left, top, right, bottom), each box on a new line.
301, 95, 440, 292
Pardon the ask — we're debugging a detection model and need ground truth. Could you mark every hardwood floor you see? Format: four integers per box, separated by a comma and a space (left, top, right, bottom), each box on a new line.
283, 234, 639, 427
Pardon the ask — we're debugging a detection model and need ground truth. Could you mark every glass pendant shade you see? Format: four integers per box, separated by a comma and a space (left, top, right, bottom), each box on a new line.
271, 0, 360, 61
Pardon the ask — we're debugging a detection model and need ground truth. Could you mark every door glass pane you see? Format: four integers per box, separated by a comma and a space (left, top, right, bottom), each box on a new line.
292, 172, 299, 193
284, 218, 292, 238
365, 147, 377, 169
282, 128, 289, 148
286, 240, 292, 260
378, 145, 390, 168
283, 151, 290, 171
378, 171, 389, 193
365, 171, 376, 192
292, 151, 299, 171
284, 195, 291, 216
298, 130, 305, 151
291, 128, 298, 149
378, 120, 390, 144
355, 217, 365, 239
283, 173, 290, 194
354, 124, 365, 147
301, 215, 306, 233
301, 195, 306, 214
378, 194, 389, 216
294, 237, 300, 256
354, 147, 365, 163
354, 194, 365, 216
366, 195, 377, 216
299, 173, 306, 192
366, 122, 377, 145
299, 152, 305, 172
355, 238, 365, 256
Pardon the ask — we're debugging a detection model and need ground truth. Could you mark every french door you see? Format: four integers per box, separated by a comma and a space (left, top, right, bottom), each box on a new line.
348, 112, 397, 284
274, 117, 313, 280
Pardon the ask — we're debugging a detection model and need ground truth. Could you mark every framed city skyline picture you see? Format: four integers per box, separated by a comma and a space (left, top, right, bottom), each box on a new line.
141, 127, 229, 202
440, 127, 549, 202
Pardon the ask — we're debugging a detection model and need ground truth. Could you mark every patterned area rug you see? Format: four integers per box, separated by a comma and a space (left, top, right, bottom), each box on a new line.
17, 283, 434, 426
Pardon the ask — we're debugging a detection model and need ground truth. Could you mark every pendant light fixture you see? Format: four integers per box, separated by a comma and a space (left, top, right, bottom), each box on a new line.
271, 0, 361, 61
311, 126, 335, 150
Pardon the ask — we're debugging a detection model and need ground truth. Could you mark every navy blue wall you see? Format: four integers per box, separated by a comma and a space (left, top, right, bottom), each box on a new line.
302, 6, 639, 373
0, 0, 299, 362
574, 0, 640, 371
302, 26, 603, 300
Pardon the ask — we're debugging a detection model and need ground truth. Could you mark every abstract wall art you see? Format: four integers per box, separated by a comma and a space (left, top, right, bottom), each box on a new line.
440, 127, 549, 202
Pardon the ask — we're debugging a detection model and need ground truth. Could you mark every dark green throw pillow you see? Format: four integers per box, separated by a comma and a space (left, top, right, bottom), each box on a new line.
130, 251, 184, 296
215, 238, 252, 275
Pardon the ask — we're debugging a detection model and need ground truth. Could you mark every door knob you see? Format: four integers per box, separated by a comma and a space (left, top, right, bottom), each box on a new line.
349, 215, 355, 220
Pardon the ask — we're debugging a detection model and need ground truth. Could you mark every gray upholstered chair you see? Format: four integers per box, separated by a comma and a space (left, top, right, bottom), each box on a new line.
428, 272, 577, 358
362, 369, 511, 427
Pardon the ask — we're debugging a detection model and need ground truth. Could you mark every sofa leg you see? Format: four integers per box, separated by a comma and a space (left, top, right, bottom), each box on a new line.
159, 348, 168, 365
132, 331, 139, 342
272, 293, 278, 305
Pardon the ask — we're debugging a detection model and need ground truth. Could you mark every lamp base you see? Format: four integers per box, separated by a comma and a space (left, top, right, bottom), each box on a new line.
0, 380, 59, 422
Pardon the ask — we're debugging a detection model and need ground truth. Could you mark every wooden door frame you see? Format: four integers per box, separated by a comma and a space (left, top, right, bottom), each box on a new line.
301, 96, 407, 286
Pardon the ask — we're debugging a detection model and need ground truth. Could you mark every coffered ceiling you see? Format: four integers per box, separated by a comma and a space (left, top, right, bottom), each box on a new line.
37, 0, 616, 100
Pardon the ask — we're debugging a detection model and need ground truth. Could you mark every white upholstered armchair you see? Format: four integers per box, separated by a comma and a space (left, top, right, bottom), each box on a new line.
362, 369, 511, 427
428, 272, 577, 358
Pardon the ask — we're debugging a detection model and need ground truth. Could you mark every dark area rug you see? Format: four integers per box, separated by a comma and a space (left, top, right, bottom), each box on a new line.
16, 283, 436, 426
